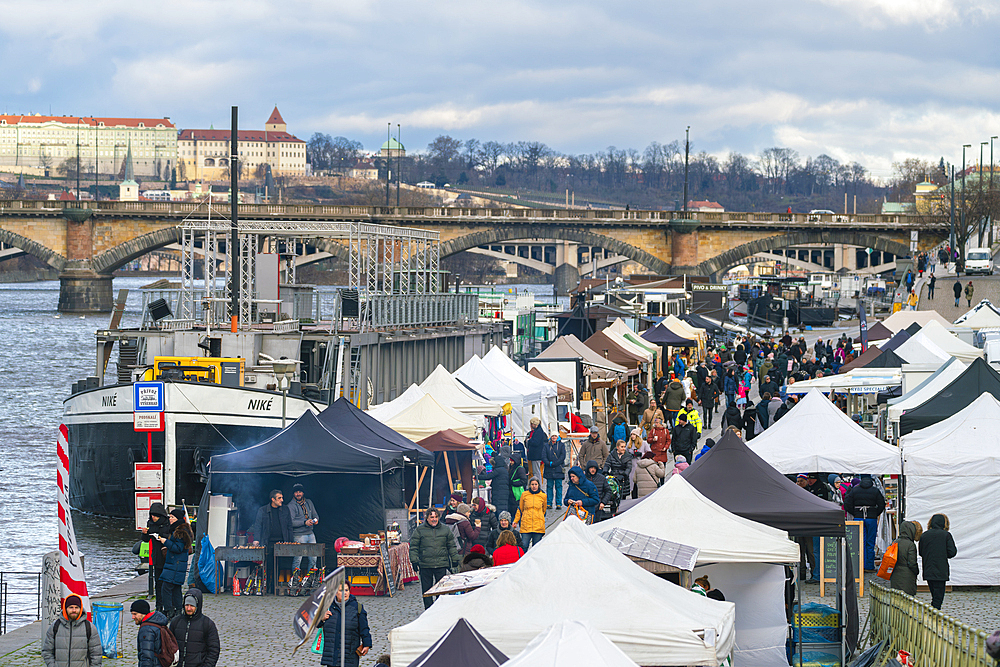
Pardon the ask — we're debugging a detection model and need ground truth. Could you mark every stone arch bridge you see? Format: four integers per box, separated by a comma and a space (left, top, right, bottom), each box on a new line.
0, 200, 945, 310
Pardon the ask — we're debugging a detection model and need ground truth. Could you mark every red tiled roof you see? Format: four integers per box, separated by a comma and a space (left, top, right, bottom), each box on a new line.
0, 115, 174, 128
687, 200, 724, 209
59, 191, 76, 201
266, 106, 285, 125
177, 129, 304, 144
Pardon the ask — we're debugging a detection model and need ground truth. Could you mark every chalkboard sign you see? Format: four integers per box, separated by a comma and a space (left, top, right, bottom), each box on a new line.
819, 521, 863, 597
380, 542, 395, 597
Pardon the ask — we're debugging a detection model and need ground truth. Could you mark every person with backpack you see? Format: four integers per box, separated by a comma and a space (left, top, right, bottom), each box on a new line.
610, 413, 629, 450
542, 433, 566, 510
167, 588, 219, 667
525, 417, 547, 480
409, 508, 459, 609
443, 503, 481, 555
143, 502, 172, 613
130, 599, 176, 667
319, 582, 372, 667
42, 594, 103, 667
477, 446, 512, 515
154, 509, 194, 620
507, 453, 528, 513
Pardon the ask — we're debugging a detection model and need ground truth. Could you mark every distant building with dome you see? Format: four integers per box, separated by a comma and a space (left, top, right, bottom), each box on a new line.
380, 137, 405, 159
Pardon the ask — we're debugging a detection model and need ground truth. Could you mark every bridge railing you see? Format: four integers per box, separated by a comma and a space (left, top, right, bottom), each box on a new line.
0, 200, 947, 227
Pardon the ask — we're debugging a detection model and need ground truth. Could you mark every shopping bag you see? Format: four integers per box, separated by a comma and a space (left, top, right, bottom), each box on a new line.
877, 541, 898, 580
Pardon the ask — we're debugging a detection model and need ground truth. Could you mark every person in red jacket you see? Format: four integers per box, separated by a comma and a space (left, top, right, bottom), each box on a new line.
646, 416, 671, 464
491, 530, 525, 566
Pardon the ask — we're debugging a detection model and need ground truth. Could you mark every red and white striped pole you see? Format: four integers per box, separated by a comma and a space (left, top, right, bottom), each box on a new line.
57, 425, 91, 617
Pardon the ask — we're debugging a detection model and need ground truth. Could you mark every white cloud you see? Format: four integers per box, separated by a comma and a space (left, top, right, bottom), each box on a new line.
814, 0, 997, 27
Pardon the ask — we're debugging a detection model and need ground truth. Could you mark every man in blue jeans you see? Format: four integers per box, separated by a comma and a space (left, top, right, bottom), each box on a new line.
287, 483, 319, 575
542, 434, 566, 509
844, 475, 886, 572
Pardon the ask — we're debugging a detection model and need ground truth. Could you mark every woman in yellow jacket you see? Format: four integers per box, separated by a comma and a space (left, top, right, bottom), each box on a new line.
514, 477, 548, 551
906, 289, 918, 311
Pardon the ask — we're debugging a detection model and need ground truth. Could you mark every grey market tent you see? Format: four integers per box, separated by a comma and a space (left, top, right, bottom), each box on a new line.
318, 397, 434, 466
406, 618, 508, 667
898, 357, 1000, 436
640, 323, 696, 347
839, 345, 883, 372
865, 321, 893, 342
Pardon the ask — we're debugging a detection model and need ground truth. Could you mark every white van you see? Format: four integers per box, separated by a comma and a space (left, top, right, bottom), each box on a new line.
965, 248, 994, 275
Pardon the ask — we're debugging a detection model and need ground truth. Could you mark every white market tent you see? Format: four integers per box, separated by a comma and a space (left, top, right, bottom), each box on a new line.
596, 475, 797, 667
502, 621, 640, 667
482, 347, 558, 431
895, 333, 950, 366
746, 390, 902, 474
609, 317, 662, 360
382, 393, 479, 441
916, 320, 983, 363
454, 355, 541, 436
419, 365, 504, 423
663, 314, 708, 343
881, 310, 952, 333
887, 358, 967, 424
783, 374, 840, 394
366, 383, 426, 423
389, 518, 736, 666
901, 393, 1000, 585
603, 326, 654, 364
954, 299, 1000, 329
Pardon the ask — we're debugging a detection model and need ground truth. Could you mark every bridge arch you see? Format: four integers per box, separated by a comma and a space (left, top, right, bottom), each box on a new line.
0, 229, 66, 271
440, 225, 671, 274
696, 231, 911, 278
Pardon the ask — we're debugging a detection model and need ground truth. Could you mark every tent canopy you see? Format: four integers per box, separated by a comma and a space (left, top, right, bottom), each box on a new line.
680, 313, 727, 335
528, 367, 573, 401
880, 329, 911, 352
866, 321, 894, 342
609, 318, 662, 358
536, 335, 629, 373
406, 618, 508, 667
419, 364, 504, 418
839, 345, 883, 372
899, 358, 1000, 435
746, 390, 902, 474
954, 299, 1000, 329
895, 333, 950, 366
454, 355, 539, 435
914, 320, 983, 362
484, 346, 558, 399
882, 310, 952, 333
366, 383, 426, 423
901, 393, 1000, 585
596, 475, 799, 563
682, 431, 846, 537
317, 397, 434, 466
383, 393, 480, 441
389, 518, 735, 666
502, 621, 639, 667
867, 347, 906, 369
211, 410, 401, 474
584, 330, 647, 369
641, 322, 696, 346
887, 358, 967, 422
417, 428, 477, 453
601, 325, 654, 363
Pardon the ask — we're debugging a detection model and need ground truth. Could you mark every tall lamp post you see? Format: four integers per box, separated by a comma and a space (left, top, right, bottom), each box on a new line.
962, 144, 971, 264
270, 359, 300, 427
991, 137, 998, 246
981, 142, 988, 246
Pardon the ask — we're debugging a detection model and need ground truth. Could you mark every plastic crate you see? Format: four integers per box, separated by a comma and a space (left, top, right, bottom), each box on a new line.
790, 649, 841, 667
792, 627, 841, 643
793, 602, 839, 629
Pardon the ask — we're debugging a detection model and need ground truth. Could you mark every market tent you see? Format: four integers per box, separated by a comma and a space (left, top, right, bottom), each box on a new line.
901, 393, 1000, 585
366, 383, 427, 423
882, 309, 951, 333
482, 346, 558, 430
887, 358, 967, 423
415, 429, 478, 506
317, 397, 434, 466
596, 476, 798, 666
535, 334, 631, 379
903, 322, 923, 336
641, 322, 696, 347
389, 518, 736, 666
866, 321, 894, 343
899, 357, 1000, 435
784, 373, 840, 394
584, 329, 647, 369
384, 394, 480, 441
502, 621, 639, 667
454, 355, 540, 436
682, 431, 846, 537
528, 367, 573, 401
419, 365, 504, 421
663, 314, 707, 343
746, 390, 902, 474
880, 329, 911, 352
954, 299, 1000, 329
864, 347, 906, 369
680, 313, 728, 336
406, 618, 507, 667
915, 320, 983, 362
601, 325, 654, 364
609, 318, 662, 360
895, 333, 950, 366
209, 411, 404, 542
839, 345, 883, 372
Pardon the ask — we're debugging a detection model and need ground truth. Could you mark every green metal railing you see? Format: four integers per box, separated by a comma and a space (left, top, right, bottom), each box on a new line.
868, 583, 993, 667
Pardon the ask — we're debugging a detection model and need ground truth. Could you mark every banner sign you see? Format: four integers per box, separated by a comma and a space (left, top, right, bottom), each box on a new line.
57, 425, 91, 614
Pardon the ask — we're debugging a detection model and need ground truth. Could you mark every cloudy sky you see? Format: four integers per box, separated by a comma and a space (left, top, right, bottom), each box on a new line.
2, 0, 998, 178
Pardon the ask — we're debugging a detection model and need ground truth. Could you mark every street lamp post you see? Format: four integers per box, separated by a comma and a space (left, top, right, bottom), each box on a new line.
962, 144, 971, 265
981, 142, 988, 246
992, 137, 998, 246
270, 359, 300, 427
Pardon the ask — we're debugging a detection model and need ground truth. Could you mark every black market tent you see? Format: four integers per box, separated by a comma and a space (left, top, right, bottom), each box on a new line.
880, 329, 911, 352
317, 397, 434, 467
640, 323, 696, 347
406, 618, 508, 667
208, 411, 405, 543
681, 431, 845, 537
898, 357, 1000, 436
904, 322, 923, 336
865, 347, 905, 369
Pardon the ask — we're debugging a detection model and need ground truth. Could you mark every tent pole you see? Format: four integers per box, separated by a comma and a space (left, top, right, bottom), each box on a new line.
379, 460, 387, 531
797, 562, 803, 667
443, 451, 455, 495
429, 465, 435, 509
408, 467, 427, 515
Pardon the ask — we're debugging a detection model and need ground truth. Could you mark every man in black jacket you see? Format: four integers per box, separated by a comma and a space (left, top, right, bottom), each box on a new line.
169, 588, 220, 667
143, 502, 172, 612
698, 372, 721, 428
250, 490, 292, 593
670, 412, 698, 463
584, 460, 615, 522
844, 475, 886, 571
759, 375, 779, 400
525, 418, 547, 480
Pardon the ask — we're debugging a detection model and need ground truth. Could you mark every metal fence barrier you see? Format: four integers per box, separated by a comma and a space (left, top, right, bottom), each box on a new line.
0, 571, 42, 635
869, 583, 993, 667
